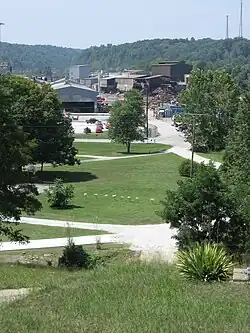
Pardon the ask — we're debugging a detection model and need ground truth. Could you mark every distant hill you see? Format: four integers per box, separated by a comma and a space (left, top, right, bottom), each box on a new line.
1, 38, 250, 86
0, 42, 82, 76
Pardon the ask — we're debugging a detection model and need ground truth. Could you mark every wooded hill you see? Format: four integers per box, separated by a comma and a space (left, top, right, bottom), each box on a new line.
1, 38, 250, 86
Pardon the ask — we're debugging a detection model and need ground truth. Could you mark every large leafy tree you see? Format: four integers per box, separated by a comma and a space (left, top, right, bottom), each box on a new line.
179, 69, 240, 152
222, 90, 250, 218
159, 163, 249, 254
109, 89, 145, 153
0, 78, 42, 242
1, 76, 79, 171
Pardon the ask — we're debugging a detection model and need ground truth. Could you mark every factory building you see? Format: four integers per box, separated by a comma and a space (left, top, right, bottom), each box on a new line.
152, 61, 192, 82
51, 78, 98, 114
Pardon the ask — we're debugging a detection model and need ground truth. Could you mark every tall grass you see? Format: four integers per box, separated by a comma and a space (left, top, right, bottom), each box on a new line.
1, 262, 250, 333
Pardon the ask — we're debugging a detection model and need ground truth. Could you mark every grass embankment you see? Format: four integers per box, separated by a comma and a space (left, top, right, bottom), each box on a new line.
74, 142, 170, 156
35, 154, 183, 224
0, 262, 250, 333
199, 150, 225, 163
0, 224, 106, 242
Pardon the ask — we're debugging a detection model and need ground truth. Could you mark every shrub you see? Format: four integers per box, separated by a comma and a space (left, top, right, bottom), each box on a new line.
58, 238, 98, 269
179, 159, 199, 177
45, 178, 74, 209
177, 243, 233, 282
84, 127, 91, 134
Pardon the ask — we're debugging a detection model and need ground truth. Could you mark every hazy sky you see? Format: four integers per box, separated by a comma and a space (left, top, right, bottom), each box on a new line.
1, 0, 248, 49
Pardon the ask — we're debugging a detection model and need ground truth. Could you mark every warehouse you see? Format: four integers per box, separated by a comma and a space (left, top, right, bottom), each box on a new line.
51, 79, 99, 114
152, 61, 192, 82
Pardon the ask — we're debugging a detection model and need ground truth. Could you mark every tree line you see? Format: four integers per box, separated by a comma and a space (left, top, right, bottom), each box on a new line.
0, 75, 78, 241
2, 38, 250, 87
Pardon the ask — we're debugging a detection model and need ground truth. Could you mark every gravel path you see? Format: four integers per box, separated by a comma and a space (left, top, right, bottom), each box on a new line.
0, 217, 177, 262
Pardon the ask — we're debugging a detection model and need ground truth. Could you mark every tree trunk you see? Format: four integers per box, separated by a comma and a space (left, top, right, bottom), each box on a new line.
40, 162, 44, 172
127, 142, 131, 154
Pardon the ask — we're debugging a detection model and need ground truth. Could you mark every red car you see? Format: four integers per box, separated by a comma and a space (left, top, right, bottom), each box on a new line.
96, 126, 103, 133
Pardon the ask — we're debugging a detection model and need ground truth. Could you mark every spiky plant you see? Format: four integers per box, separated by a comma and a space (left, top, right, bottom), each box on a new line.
177, 243, 233, 282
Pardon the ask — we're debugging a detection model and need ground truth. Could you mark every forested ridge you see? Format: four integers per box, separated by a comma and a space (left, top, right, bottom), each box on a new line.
1, 37, 250, 86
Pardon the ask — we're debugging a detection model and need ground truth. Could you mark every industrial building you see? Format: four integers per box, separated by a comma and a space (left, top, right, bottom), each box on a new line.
69, 64, 91, 82
151, 61, 192, 82
51, 78, 99, 114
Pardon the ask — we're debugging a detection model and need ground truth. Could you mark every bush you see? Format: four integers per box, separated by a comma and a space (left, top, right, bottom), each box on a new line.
179, 159, 199, 177
177, 243, 233, 282
45, 178, 74, 209
84, 127, 91, 134
58, 238, 97, 269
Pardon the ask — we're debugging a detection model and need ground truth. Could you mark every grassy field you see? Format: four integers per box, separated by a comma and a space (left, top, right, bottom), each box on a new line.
74, 132, 109, 139
1, 262, 250, 333
74, 142, 170, 156
0, 224, 106, 242
199, 150, 225, 163
34, 154, 183, 224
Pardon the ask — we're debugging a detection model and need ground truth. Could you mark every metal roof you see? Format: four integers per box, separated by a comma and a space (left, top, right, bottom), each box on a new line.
51, 79, 98, 93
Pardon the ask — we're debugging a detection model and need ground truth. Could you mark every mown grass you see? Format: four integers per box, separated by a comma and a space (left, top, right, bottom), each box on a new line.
199, 150, 225, 163
34, 154, 183, 224
74, 142, 170, 156
0, 224, 106, 242
1, 262, 250, 333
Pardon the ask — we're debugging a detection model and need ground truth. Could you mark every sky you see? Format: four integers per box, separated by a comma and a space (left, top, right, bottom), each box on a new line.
1, 0, 249, 49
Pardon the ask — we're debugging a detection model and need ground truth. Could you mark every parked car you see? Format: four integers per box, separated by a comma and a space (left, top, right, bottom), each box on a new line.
96, 126, 103, 133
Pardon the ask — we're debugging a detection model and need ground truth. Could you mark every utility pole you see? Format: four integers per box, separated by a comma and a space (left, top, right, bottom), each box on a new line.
0, 22, 4, 58
226, 15, 229, 40
145, 80, 149, 139
186, 113, 209, 177
239, 0, 243, 38
190, 115, 196, 178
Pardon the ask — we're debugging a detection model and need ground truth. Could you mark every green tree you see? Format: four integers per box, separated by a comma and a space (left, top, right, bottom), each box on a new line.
179, 69, 240, 152
109, 90, 145, 153
222, 90, 250, 218
0, 80, 42, 242
1, 76, 79, 171
158, 163, 249, 254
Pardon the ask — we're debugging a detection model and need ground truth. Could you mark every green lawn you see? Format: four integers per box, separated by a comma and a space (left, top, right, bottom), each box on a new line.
74, 142, 170, 156
1, 262, 250, 333
74, 132, 109, 139
0, 223, 106, 242
34, 154, 183, 224
199, 150, 225, 163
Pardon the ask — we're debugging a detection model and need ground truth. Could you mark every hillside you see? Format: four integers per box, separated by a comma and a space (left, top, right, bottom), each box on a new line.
1, 38, 250, 86
77, 38, 250, 70
0, 42, 81, 76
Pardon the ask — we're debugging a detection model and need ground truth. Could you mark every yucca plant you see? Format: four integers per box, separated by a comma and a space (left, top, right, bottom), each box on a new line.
177, 243, 233, 282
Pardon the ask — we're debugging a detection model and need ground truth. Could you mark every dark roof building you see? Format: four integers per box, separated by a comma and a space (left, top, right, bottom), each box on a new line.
151, 61, 192, 82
